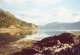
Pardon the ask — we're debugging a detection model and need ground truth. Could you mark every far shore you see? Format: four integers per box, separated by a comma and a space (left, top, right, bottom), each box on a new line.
0, 28, 38, 35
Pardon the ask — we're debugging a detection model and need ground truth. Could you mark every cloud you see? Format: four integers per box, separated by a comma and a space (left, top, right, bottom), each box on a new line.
0, 0, 27, 6
31, 0, 63, 6
49, 6, 80, 23
16, 6, 80, 25
53, 7, 70, 15
0, 0, 63, 7
53, 7, 80, 23
0, 0, 80, 25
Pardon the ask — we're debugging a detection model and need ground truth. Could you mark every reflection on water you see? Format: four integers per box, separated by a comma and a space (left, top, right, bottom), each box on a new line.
0, 33, 26, 55
0, 30, 37, 55
0, 33, 25, 45
23, 30, 67, 40
22, 30, 80, 41
0, 30, 80, 55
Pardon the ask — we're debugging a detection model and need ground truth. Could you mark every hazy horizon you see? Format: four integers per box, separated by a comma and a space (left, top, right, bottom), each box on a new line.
0, 0, 80, 25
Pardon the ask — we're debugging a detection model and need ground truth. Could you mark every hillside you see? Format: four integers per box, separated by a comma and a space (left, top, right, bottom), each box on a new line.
40, 22, 80, 30
0, 8, 37, 30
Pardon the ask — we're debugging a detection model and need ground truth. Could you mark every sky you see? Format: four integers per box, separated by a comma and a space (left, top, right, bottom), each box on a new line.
0, 0, 80, 25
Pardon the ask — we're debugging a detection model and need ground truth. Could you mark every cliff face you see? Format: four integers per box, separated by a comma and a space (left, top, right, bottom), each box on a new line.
0, 8, 38, 29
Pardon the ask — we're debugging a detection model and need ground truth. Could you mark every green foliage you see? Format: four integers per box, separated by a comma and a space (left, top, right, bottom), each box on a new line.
0, 9, 37, 28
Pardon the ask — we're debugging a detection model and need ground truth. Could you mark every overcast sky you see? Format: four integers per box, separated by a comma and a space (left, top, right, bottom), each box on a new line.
0, 0, 80, 25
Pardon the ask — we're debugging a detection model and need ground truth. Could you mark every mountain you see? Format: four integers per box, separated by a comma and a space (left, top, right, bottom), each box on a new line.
0, 8, 37, 30
40, 22, 80, 30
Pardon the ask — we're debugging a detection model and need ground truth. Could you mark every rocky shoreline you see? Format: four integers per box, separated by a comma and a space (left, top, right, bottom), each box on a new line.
11, 32, 80, 55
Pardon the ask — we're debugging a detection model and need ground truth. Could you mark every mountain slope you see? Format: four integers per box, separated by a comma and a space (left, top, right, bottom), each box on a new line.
0, 8, 37, 30
40, 22, 80, 30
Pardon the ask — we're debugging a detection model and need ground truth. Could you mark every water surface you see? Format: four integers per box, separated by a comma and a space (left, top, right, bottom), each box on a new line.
0, 30, 80, 55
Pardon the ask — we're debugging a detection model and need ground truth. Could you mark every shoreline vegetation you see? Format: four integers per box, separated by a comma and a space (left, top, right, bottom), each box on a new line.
0, 8, 38, 29
0, 28, 38, 35
0, 8, 38, 35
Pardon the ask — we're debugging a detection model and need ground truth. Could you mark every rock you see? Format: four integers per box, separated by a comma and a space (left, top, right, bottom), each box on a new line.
36, 33, 75, 48
11, 32, 80, 55
11, 48, 39, 55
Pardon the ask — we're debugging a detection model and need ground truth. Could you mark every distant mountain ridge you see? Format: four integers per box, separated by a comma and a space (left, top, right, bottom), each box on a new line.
0, 8, 37, 30
40, 22, 80, 30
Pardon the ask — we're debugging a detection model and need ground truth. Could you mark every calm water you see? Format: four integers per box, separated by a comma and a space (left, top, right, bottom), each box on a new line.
21, 30, 80, 40
0, 30, 80, 55
0, 30, 80, 45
